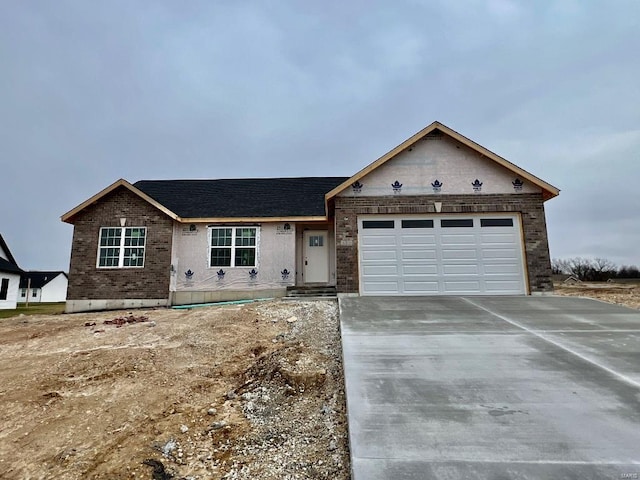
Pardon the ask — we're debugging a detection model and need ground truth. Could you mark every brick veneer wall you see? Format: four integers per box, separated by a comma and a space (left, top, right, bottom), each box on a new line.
67, 187, 173, 300
334, 193, 553, 294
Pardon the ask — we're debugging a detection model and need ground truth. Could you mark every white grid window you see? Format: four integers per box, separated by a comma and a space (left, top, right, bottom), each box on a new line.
97, 227, 146, 268
209, 227, 257, 267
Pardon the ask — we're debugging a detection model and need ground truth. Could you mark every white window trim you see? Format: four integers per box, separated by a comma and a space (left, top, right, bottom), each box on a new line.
208, 226, 260, 268
96, 227, 147, 269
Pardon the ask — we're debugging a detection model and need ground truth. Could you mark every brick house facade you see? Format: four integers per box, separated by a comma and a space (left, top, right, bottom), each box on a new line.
66, 187, 173, 311
62, 121, 559, 312
334, 193, 552, 294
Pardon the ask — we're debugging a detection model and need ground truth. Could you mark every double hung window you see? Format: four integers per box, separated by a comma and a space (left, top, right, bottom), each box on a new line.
97, 227, 146, 268
209, 227, 257, 267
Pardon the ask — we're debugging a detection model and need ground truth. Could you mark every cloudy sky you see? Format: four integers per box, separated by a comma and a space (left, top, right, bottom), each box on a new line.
1, 0, 639, 271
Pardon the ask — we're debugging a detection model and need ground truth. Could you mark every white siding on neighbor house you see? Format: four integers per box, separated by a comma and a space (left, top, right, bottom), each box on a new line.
170, 222, 297, 292
339, 134, 541, 197
40, 274, 68, 302
20, 287, 41, 302
0, 273, 20, 310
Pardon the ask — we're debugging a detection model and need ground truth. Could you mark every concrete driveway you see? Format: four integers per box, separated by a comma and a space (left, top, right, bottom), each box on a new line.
340, 296, 640, 480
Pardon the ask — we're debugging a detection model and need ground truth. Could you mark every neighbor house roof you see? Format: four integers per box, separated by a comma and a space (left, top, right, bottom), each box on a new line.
62, 177, 349, 224
19, 271, 67, 289
0, 234, 22, 274
325, 121, 560, 202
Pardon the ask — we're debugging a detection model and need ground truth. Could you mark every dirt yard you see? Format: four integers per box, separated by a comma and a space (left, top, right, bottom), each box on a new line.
3, 284, 638, 479
554, 282, 640, 310
0, 300, 350, 480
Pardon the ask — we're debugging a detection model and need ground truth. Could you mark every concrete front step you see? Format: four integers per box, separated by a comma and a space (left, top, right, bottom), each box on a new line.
286, 286, 337, 298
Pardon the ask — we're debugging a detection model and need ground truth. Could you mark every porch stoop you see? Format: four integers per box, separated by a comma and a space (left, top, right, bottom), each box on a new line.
285, 285, 337, 298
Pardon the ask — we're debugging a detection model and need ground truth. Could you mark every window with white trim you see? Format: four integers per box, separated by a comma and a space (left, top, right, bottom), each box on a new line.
97, 227, 146, 268
209, 227, 257, 267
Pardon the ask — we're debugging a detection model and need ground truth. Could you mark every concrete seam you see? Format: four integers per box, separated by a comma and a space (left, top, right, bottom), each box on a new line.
461, 297, 640, 390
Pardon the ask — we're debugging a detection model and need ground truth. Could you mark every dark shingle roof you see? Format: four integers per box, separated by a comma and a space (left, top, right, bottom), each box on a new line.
133, 177, 349, 218
0, 234, 21, 274
19, 271, 67, 289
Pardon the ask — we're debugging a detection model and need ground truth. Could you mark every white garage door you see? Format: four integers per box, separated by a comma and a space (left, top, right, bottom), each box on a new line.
359, 215, 526, 295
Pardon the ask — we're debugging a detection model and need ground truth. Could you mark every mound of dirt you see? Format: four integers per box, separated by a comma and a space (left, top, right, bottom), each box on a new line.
0, 300, 350, 479
554, 283, 640, 310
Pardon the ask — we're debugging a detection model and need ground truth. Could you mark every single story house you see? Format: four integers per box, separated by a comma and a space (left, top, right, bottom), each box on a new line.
19, 271, 68, 303
62, 121, 559, 313
0, 234, 22, 310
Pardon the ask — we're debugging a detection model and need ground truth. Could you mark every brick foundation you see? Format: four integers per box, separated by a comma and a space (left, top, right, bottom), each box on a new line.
66, 187, 173, 302
334, 193, 553, 294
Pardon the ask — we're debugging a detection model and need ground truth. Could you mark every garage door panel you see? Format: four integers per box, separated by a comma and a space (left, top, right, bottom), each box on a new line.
483, 264, 521, 274
481, 233, 517, 243
401, 249, 437, 260
442, 264, 480, 275
361, 265, 399, 275
361, 235, 397, 246
359, 215, 525, 295
481, 248, 519, 259
441, 234, 476, 244
402, 264, 438, 275
362, 281, 401, 294
442, 248, 478, 260
443, 280, 482, 292
362, 249, 397, 261
401, 234, 436, 245
403, 281, 440, 292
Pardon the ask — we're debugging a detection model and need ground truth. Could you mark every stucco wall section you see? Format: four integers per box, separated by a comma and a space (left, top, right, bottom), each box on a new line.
66, 187, 173, 301
171, 222, 296, 292
334, 193, 553, 294
339, 133, 541, 197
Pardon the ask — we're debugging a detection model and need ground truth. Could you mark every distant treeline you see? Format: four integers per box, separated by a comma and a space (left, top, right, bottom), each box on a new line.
552, 257, 640, 282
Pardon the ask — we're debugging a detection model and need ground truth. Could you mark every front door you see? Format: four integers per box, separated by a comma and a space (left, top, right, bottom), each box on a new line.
303, 230, 329, 283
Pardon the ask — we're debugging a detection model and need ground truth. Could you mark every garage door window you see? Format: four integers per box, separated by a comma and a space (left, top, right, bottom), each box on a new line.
441, 219, 473, 228
362, 220, 395, 229
401, 220, 434, 228
481, 218, 514, 227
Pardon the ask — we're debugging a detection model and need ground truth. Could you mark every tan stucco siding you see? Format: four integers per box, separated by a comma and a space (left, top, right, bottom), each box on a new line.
338, 135, 541, 197
170, 222, 296, 292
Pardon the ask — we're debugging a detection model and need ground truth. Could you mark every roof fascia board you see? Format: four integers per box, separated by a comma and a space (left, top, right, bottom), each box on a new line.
325, 121, 559, 201
177, 216, 329, 224
61, 179, 179, 224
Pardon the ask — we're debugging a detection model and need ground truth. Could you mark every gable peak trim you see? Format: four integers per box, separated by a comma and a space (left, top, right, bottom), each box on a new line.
325, 121, 559, 201
61, 179, 180, 224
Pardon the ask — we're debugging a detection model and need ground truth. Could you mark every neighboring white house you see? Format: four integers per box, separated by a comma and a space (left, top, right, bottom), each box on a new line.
19, 271, 68, 303
0, 234, 22, 310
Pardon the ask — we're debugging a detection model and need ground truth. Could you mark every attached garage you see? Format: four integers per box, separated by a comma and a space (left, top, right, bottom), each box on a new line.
358, 215, 526, 295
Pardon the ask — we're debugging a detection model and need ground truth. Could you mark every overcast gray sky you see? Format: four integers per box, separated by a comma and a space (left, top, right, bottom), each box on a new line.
1, 0, 639, 271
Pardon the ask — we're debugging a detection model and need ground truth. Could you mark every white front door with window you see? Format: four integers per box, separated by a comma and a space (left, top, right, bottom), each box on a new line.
303, 230, 329, 283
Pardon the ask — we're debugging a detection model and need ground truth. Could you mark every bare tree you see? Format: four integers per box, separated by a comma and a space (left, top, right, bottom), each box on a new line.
551, 258, 569, 275
591, 258, 617, 281
564, 257, 593, 281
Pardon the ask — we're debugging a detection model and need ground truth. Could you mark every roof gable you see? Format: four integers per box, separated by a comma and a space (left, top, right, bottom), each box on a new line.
61, 179, 180, 224
19, 271, 67, 289
0, 234, 22, 273
326, 121, 560, 201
